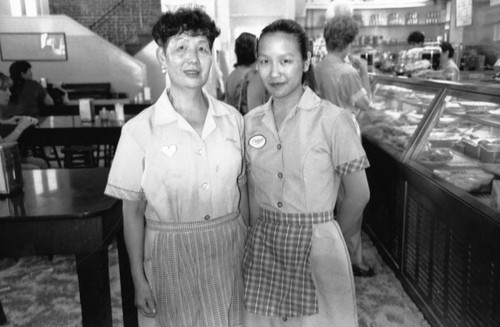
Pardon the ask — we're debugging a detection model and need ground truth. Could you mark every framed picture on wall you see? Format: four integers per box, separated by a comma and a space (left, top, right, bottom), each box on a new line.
0, 33, 67, 61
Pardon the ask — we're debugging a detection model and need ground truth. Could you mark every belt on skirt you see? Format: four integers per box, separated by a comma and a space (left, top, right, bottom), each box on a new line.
242, 208, 335, 317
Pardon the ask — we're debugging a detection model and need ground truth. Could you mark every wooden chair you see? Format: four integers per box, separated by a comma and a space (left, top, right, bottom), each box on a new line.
61, 145, 98, 168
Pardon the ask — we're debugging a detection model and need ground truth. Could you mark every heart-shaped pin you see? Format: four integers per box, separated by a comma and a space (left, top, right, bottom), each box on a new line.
162, 145, 177, 157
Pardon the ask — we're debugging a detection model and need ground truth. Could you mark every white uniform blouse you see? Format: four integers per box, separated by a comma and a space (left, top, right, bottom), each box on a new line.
105, 89, 245, 223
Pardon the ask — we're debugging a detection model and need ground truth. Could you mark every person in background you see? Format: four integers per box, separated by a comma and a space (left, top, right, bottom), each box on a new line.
204, 51, 225, 100
316, 15, 372, 116
224, 32, 257, 109
0, 72, 48, 169
407, 30, 425, 48
8, 61, 53, 118
438, 41, 460, 81
315, 15, 374, 278
105, 8, 248, 327
243, 19, 369, 326
244, 69, 270, 113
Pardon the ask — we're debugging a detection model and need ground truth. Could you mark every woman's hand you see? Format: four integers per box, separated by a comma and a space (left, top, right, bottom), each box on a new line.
349, 54, 368, 75
17, 116, 38, 130
134, 277, 157, 318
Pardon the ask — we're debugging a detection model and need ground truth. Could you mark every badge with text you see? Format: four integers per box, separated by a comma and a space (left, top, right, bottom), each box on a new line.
162, 145, 177, 157
248, 134, 266, 149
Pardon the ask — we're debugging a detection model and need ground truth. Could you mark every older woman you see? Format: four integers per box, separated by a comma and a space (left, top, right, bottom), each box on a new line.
105, 8, 248, 327
315, 15, 374, 277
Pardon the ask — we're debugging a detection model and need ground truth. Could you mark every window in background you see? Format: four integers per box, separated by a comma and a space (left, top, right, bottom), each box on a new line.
9, 0, 42, 17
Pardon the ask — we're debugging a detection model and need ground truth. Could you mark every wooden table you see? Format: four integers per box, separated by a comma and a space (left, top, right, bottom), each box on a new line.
17, 115, 128, 147
40, 104, 149, 116
0, 115, 131, 167
0, 168, 137, 327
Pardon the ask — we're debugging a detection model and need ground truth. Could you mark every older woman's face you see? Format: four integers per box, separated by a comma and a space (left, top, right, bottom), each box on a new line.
162, 33, 212, 90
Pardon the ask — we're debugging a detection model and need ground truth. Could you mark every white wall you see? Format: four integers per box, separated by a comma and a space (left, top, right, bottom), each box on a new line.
0, 15, 146, 98
135, 41, 165, 102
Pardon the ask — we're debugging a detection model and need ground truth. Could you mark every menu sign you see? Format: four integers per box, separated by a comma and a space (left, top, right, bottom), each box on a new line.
456, 0, 472, 27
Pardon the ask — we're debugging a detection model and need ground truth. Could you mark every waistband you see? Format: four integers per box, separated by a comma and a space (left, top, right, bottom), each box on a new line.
146, 211, 239, 233
259, 208, 334, 225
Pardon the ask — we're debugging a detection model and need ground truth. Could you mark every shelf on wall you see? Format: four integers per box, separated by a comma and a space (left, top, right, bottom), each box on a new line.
360, 23, 446, 28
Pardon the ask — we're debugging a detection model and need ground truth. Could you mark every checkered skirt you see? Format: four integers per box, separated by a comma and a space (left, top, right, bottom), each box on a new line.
242, 208, 335, 317
146, 212, 246, 327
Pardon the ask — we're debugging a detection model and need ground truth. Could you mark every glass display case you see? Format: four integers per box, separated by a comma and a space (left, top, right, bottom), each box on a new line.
364, 76, 500, 327
409, 89, 500, 211
360, 78, 442, 159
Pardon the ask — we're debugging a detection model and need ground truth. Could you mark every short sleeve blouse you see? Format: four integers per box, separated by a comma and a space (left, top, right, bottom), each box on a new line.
315, 54, 367, 113
244, 87, 369, 213
105, 89, 245, 223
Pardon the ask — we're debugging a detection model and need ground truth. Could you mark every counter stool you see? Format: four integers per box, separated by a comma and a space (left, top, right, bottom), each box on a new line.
61, 145, 98, 168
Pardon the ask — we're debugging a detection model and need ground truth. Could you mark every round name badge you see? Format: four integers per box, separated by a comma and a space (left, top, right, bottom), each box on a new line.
248, 134, 266, 149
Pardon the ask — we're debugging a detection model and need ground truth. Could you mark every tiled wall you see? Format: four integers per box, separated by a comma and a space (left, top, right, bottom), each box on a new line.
49, 0, 162, 47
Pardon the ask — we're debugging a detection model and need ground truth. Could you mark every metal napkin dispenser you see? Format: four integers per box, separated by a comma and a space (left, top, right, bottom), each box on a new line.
0, 142, 23, 195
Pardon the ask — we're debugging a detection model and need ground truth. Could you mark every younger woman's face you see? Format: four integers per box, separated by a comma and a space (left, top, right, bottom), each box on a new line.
257, 32, 309, 101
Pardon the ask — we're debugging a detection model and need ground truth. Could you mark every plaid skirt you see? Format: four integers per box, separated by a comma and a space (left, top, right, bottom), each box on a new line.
242, 208, 335, 317
144, 212, 246, 327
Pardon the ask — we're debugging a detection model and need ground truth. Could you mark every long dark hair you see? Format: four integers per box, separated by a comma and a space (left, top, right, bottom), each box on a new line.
257, 19, 312, 84
9, 60, 31, 103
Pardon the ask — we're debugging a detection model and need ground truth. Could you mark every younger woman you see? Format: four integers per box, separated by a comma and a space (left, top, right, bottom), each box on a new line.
105, 8, 247, 327
243, 19, 370, 326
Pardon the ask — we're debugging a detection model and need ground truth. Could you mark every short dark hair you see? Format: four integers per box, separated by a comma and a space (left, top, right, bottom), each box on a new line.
234, 32, 256, 67
439, 41, 455, 59
9, 60, 31, 83
323, 15, 359, 52
257, 19, 311, 83
152, 8, 220, 50
407, 31, 425, 45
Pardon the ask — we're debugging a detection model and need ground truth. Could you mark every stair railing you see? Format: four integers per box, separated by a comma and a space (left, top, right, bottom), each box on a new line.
89, 0, 127, 31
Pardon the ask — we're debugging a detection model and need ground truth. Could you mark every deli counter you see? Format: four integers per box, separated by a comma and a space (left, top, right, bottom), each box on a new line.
361, 75, 500, 327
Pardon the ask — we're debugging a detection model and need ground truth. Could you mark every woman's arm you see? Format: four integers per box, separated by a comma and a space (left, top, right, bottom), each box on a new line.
43, 93, 54, 106
2, 116, 37, 143
0, 116, 21, 125
122, 199, 156, 317
336, 170, 370, 232
349, 54, 372, 98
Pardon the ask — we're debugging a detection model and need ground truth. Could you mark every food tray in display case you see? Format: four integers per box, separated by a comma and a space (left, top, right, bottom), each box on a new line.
409, 89, 500, 210
360, 80, 441, 159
